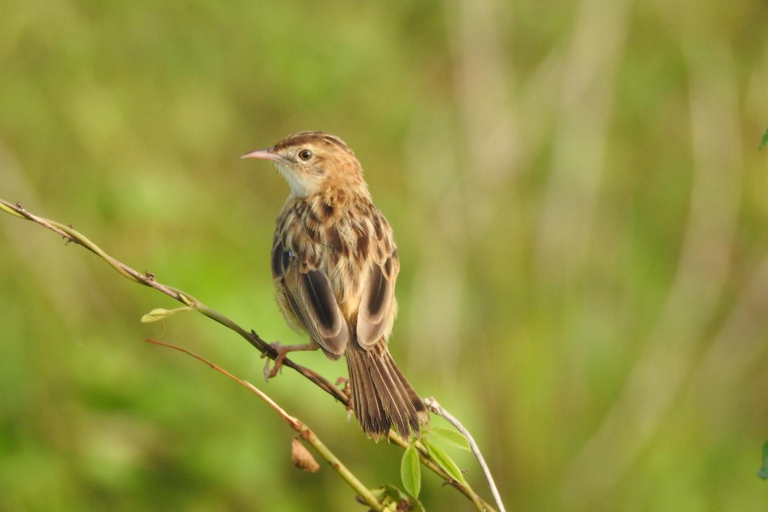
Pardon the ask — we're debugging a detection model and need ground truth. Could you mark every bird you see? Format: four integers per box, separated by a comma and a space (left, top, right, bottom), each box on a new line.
242, 131, 428, 439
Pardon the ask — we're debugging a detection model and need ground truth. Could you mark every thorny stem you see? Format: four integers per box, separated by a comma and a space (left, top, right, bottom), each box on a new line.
0, 198, 499, 510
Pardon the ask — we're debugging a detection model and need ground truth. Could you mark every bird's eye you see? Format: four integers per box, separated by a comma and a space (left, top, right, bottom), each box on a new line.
298, 149, 313, 161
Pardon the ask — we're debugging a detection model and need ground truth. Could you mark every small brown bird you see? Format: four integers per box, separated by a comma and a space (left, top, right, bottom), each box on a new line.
242, 131, 428, 439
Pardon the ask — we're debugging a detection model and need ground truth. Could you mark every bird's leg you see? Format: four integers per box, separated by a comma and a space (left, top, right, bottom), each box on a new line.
334, 376, 350, 397
334, 376, 353, 419
262, 340, 318, 380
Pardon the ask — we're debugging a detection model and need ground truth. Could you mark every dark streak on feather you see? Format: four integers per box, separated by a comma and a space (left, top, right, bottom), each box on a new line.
356, 229, 370, 260
367, 265, 386, 317
271, 243, 284, 279
372, 215, 383, 239
326, 226, 346, 257
303, 271, 337, 332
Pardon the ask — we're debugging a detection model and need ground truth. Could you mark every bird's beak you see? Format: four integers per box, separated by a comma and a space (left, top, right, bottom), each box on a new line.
241, 148, 283, 163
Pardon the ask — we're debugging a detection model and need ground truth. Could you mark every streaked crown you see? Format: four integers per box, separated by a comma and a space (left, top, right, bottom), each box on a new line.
243, 131, 366, 198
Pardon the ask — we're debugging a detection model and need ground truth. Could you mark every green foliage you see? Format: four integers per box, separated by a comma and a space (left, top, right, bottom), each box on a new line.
761, 128, 768, 150
372, 484, 425, 512
423, 438, 466, 485
400, 443, 421, 498
424, 427, 470, 452
140, 306, 194, 323
2, 0, 768, 510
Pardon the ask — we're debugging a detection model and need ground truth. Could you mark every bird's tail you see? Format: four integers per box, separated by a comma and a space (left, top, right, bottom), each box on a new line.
346, 342, 429, 439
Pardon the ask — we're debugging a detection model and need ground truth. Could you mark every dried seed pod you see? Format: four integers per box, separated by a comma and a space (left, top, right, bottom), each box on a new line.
291, 437, 320, 472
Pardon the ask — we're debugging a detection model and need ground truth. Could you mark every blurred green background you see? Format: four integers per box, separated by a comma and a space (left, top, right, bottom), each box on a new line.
1, 0, 767, 510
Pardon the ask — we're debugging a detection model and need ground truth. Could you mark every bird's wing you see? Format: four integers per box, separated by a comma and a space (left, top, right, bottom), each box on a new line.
272, 240, 349, 359
356, 251, 399, 349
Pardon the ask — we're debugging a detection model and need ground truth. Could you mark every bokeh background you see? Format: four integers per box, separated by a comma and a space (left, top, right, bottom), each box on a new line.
1, 0, 767, 510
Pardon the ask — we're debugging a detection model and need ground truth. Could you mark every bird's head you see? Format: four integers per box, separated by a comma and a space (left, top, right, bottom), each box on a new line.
242, 131, 366, 198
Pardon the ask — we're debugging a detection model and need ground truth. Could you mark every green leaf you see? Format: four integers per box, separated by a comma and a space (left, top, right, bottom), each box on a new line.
373, 485, 425, 512
424, 438, 466, 484
400, 443, 421, 498
761, 128, 768, 150
425, 427, 470, 451
373, 484, 406, 503
758, 440, 768, 480
370, 484, 401, 502
140, 306, 193, 323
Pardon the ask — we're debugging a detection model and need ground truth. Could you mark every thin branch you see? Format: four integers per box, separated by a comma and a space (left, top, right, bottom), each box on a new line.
145, 339, 383, 511
425, 397, 506, 512
0, 198, 346, 404
387, 429, 495, 511
0, 197, 496, 510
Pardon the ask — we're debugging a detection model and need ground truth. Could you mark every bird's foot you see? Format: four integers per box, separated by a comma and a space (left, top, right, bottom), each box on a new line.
262, 342, 290, 380
335, 377, 354, 421
335, 376, 351, 398
261, 341, 316, 380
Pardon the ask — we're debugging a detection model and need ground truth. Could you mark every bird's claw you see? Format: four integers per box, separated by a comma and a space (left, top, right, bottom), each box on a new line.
335, 376, 351, 398
262, 342, 288, 380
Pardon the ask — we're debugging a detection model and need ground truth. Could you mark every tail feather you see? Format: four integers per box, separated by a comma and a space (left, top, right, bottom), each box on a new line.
346, 342, 427, 439
388, 354, 430, 425
368, 350, 417, 436
348, 347, 388, 435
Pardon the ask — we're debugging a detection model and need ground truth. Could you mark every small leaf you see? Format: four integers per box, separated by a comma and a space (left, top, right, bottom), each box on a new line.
140, 306, 193, 323
400, 443, 421, 498
375, 483, 426, 512
372, 484, 406, 503
424, 438, 466, 484
408, 497, 426, 512
758, 440, 768, 480
761, 128, 768, 150
425, 427, 471, 451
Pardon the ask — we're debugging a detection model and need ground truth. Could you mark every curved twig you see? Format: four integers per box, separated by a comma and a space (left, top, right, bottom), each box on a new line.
0, 198, 347, 404
0, 197, 497, 510
145, 338, 383, 510
425, 397, 506, 512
